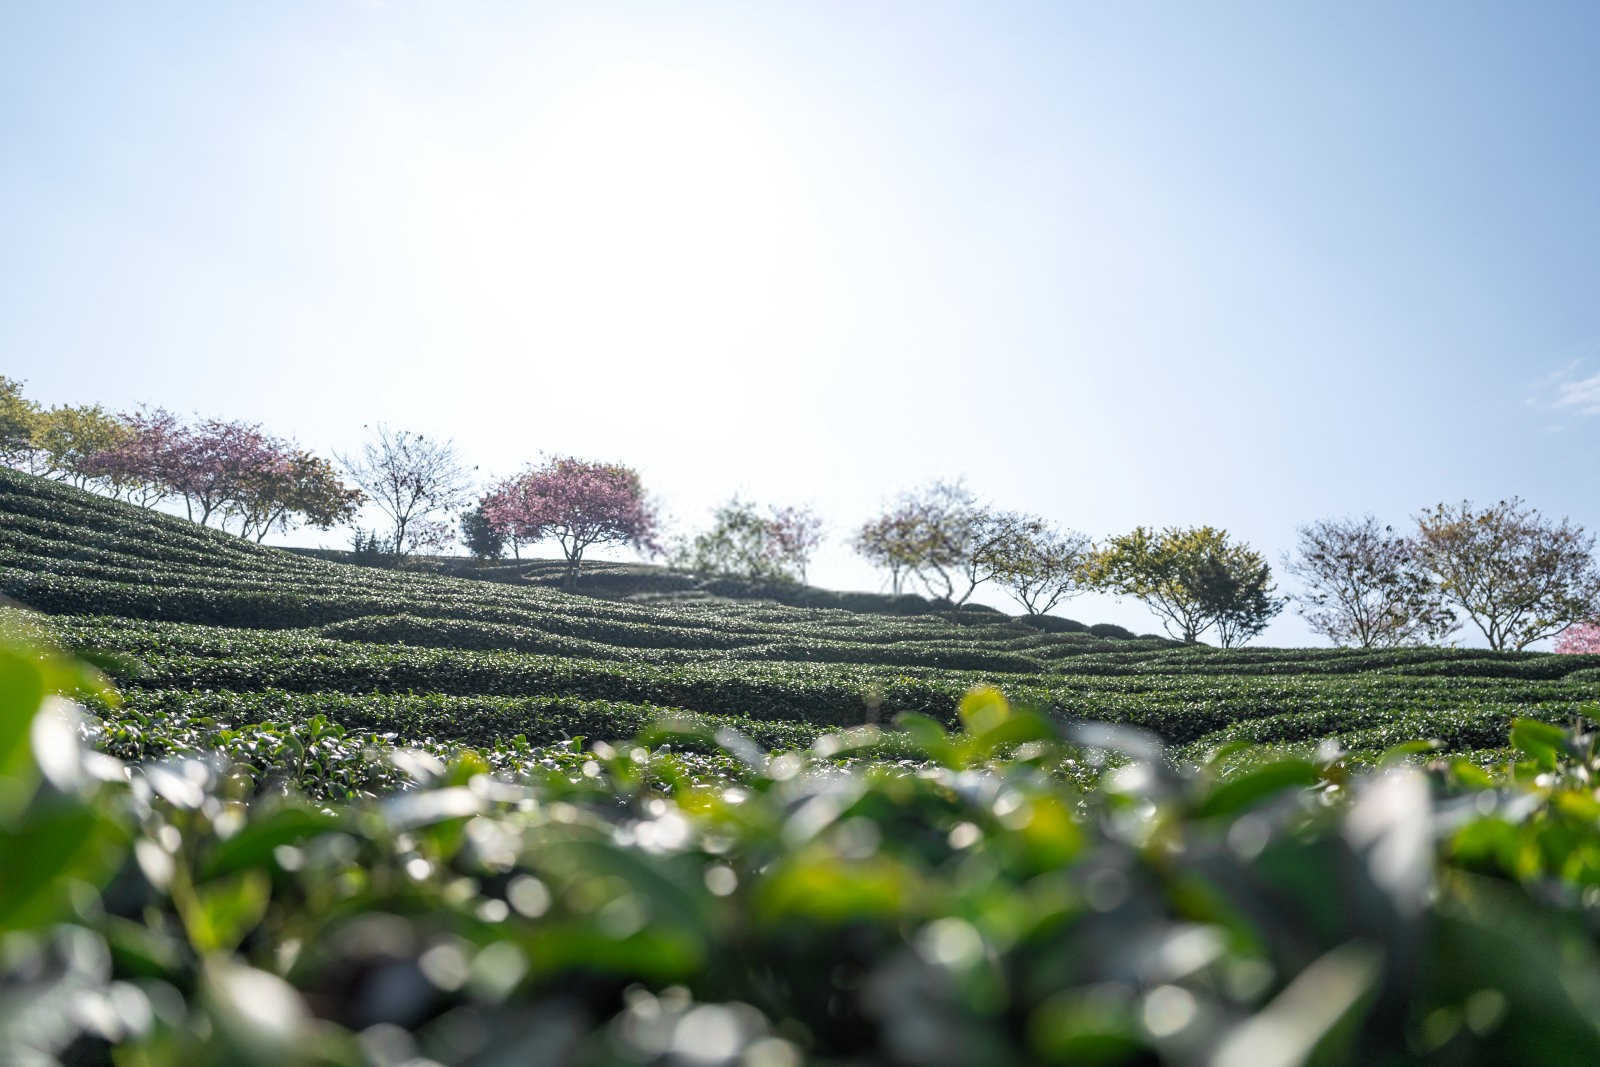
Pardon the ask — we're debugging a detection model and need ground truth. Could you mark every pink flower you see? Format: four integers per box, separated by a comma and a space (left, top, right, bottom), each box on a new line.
483, 457, 658, 586
1555, 621, 1600, 654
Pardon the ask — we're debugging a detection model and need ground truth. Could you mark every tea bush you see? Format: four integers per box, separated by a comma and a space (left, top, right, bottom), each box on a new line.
6, 467, 1600, 775
10, 631, 1600, 1063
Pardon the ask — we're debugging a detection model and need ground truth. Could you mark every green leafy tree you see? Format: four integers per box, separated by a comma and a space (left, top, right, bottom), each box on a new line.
29, 404, 131, 487
993, 523, 1092, 616
855, 482, 1024, 605
1086, 526, 1219, 642
1414, 498, 1600, 651
461, 503, 507, 560
0, 376, 39, 466
348, 527, 388, 564
674, 498, 823, 583
1197, 544, 1285, 648
1087, 525, 1277, 643
227, 451, 364, 543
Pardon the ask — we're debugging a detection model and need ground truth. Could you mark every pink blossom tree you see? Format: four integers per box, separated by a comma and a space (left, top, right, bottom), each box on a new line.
1555, 622, 1600, 654
851, 504, 926, 595
483, 457, 659, 587
480, 476, 527, 559
83, 411, 356, 542
164, 418, 285, 526
80, 407, 185, 508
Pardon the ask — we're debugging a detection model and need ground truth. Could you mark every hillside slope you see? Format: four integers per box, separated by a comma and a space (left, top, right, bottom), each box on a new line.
288, 545, 1145, 638
3, 467, 1599, 764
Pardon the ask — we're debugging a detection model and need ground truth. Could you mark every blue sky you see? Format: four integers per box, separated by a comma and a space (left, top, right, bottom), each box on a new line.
5, 1, 1600, 645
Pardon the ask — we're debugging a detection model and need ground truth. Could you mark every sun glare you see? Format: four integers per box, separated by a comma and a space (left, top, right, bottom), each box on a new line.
410, 60, 823, 374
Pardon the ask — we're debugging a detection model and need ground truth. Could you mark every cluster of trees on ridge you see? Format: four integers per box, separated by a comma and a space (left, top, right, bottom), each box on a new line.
842, 482, 1600, 652
7, 376, 1600, 652
0, 389, 360, 540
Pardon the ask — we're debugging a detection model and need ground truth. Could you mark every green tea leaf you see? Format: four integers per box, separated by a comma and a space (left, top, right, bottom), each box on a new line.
1194, 760, 1320, 819
184, 869, 272, 954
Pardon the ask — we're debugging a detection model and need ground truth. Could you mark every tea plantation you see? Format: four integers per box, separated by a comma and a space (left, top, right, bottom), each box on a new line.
16, 466, 1600, 1063
4, 466, 1600, 780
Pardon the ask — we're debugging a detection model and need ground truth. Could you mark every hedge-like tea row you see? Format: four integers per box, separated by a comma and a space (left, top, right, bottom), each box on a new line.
10, 467, 1600, 766
57, 625, 958, 727
16, 632, 1600, 1064
109, 687, 834, 753
318, 614, 728, 664
40, 613, 1598, 761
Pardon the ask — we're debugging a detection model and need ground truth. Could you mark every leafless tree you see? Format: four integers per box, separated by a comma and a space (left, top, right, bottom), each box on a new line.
1285, 515, 1456, 647
337, 425, 472, 558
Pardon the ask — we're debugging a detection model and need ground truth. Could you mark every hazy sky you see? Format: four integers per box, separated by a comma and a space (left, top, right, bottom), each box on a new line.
6, 2, 1600, 645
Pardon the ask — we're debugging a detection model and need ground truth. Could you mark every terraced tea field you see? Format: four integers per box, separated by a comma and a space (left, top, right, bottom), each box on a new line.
4, 467, 1599, 781
16, 465, 1600, 1063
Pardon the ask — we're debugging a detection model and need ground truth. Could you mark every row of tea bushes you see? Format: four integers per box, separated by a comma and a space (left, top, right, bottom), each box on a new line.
39, 613, 1598, 763
10, 632, 1600, 1064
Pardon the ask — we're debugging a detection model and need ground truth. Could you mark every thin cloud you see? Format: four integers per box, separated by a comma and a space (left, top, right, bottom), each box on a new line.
1553, 372, 1600, 415
1533, 357, 1585, 390
1530, 358, 1600, 417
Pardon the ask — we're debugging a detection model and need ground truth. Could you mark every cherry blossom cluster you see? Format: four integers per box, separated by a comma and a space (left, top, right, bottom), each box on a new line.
80, 408, 359, 539
1555, 622, 1600, 655
482, 457, 659, 585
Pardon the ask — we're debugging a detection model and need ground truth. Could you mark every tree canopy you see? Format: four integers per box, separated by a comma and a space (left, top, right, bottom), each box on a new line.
338, 426, 471, 557
483, 457, 658, 586
1414, 498, 1600, 651
1087, 525, 1281, 645
1286, 516, 1456, 648
675, 498, 823, 583
991, 523, 1092, 617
